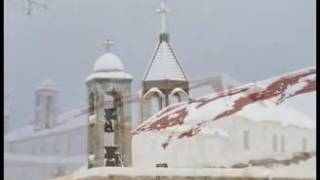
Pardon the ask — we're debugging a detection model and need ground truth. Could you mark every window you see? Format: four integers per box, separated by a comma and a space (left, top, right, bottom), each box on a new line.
273, 134, 279, 152
243, 130, 250, 150
170, 93, 181, 104
302, 137, 307, 152
45, 96, 53, 128
150, 94, 162, 116
104, 93, 117, 133
89, 92, 95, 115
280, 135, 286, 153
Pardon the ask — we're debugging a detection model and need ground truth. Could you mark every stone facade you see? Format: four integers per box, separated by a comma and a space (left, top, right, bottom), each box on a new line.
87, 78, 132, 168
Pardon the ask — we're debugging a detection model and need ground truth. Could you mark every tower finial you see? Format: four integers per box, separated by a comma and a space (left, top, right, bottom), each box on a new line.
102, 39, 114, 52
156, 0, 170, 34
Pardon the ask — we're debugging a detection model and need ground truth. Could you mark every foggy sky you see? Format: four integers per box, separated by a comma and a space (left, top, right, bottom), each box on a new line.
4, 0, 316, 128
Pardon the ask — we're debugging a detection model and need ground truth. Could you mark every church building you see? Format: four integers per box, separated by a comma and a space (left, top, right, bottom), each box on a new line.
4, 1, 316, 180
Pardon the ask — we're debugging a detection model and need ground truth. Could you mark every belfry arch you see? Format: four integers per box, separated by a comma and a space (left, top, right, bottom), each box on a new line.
140, 0, 189, 122
169, 87, 189, 105
142, 87, 165, 119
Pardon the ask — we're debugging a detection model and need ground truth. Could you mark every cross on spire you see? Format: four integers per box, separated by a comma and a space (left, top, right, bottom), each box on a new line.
102, 39, 114, 52
156, 0, 170, 34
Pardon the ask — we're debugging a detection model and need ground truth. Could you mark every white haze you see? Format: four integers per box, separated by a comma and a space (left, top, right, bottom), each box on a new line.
4, 0, 316, 128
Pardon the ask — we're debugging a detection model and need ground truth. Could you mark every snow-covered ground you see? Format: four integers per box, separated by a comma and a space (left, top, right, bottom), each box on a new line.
66, 156, 316, 180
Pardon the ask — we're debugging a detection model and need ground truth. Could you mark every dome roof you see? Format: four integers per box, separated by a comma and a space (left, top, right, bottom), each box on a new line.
36, 78, 59, 91
93, 53, 124, 73
86, 52, 132, 82
41, 78, 56, 87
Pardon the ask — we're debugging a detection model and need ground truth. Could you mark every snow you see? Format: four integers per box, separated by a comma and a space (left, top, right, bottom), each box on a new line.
143, 41, 187, 81
4, 107, 87, 142
36, 78, 59, 91
71, 156, 316, 179
4, 153, 85, 164
86, 71, 132, 81
169, 87, 188, 97
133, 67, 316, 149
162, 124, 229, 137
85, 52, 133, 81
88, 115, 97, 124
281, 91, 316, 119
93, 52, 124, 73
88, 154, 95, 161
240, 103, 315, 129
143, 87, 165, 98
266, 155, 316, 178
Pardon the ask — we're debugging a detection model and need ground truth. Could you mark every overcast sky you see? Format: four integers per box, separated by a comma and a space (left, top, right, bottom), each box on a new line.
4, 0, 316, 128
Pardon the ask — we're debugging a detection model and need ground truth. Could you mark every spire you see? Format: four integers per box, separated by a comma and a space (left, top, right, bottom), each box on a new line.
156, 0, 170, 42
102, 39, 114, 53
142, 0, 187, 82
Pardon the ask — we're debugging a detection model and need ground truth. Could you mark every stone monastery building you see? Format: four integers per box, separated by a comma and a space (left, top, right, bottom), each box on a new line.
4, 1, 316, 180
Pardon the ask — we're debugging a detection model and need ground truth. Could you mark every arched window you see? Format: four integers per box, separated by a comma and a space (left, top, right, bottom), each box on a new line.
170, 93, 181, 104
273, 134, 279, 152
150, 94, 162, 117
89, 92, 95, 115
45, 96, 53, 129
104, 93, 117, 133
143, 88, 165, 121
104, 94, 115, 109
169, 88, 188, 105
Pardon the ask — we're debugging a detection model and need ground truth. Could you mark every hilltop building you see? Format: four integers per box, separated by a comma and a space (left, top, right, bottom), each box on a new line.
4, 1, 316, 180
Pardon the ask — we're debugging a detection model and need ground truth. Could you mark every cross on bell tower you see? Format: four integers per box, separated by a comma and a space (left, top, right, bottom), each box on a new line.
140, 0, 189, 122
156, 0, 170, 34
87, 38, 133, 168
102, 39, 114, 52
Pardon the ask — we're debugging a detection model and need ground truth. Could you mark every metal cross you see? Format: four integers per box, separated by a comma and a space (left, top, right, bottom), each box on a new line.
102, 39, 114, 52
156, 0, 170, 33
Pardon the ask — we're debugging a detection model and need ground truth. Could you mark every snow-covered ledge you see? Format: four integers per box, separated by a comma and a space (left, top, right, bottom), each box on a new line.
52, 158, 316, 180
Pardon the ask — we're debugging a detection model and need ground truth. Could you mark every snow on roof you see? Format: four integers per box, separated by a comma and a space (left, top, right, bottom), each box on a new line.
36, 78, 59, 91
133, 67, 316, 149
143, 41, 187, 81
4, 152, 85, 165
86, 52, 132, 82
239, 102, 315, 129
93, 53, 124, 73
4, 106, 88, 142
162, 124, 229, 138
280, 91, 316, 119
86, 71, 132, 82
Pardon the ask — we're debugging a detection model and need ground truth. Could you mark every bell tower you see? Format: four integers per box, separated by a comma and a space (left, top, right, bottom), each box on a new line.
141, 0, 190, 122
86, 39, 132, 168
33, 79, 59, 131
